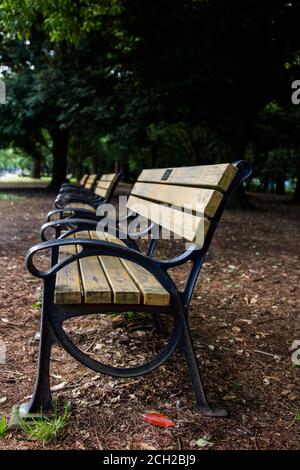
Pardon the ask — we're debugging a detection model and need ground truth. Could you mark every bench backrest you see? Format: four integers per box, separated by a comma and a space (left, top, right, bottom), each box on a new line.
84, 174, 98, 190
94, 173, 119, 200
127, 163, 238, 245
79, 174, 88, 186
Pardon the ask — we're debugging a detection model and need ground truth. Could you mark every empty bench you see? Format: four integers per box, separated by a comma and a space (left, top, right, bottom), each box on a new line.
19, 160, 251, 420
52, 173, 121, 215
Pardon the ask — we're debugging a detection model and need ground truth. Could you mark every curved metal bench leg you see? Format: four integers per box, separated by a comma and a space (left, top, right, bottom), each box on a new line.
152, 313, 166, 336
181, 319, 228, 417
19, 312, 54, 417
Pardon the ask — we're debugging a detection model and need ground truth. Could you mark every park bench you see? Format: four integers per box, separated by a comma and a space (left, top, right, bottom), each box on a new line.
60, 173, 89, 191
18, 160, 251, 420
54, 173, 121, 211
58, 173, 98, 196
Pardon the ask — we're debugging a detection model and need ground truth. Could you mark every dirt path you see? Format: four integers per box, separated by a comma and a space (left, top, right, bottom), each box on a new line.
0, 191, 299, 450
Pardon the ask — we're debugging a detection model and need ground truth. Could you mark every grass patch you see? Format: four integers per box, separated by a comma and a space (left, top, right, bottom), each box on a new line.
232, 381, 242, 391
0, 193, 22, 201
0, 176, 51, 184
20, 401, 71, 444
294, 410, 300, 422
0, 416, 8, 438
31, 302, 41, 310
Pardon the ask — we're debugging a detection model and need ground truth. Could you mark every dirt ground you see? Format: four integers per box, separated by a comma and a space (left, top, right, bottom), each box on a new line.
0, 189, 299, 450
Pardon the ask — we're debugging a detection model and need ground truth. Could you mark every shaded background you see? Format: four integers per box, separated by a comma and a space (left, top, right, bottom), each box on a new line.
0, 0, 300, 197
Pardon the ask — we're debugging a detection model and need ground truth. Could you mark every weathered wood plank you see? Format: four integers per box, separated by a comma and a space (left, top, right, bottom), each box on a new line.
94, 187, 107, 198
74, 231, 112, 303
85, 174, 97, 189
138, 163, 237, 191
62, 202, 95, 218
80, 174, 88, 185
95, 173, 118, 198
104, 233, 170, 306
100, 173, 117, 181
96, 180, 112, 189
54, 237, 82, 304
90, 231, 141, 304
67, 203, 96, 211
132, 183, 223, 218
127, 195, 209, 244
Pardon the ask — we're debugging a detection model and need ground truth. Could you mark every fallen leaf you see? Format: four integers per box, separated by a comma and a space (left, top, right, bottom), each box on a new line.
140, 442, 157, 450
50, 381, 66, 392
222, 395, 237, 400
0, 397, 7, 404
195, 438, 214, 448
143, 411, 176, 428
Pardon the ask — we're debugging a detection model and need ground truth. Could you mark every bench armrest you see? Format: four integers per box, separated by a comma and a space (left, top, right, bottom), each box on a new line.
40, 217, 197, 268
47, 208, 99, 222
55, 193, 102, 207
40, 218, 98, 241
25, 238, 174, 296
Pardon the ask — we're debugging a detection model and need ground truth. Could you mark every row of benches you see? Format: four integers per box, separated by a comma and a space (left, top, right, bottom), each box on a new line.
17, 160, 252, 421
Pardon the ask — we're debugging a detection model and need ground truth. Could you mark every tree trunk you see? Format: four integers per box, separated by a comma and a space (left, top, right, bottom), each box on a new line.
120, 158, 129, 182
47, 128, 69, 191
294, 155, 300, 203
226, 108, 254, 209
91, 154, 99, 174
31, 157, 42, 179
275, 177, 285, 195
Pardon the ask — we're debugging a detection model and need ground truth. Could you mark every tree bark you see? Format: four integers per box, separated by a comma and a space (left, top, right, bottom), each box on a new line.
294, 154, 300, 203
47, 128, 69, 191
31, 157, 42, 179
275, 177, 285, 195
295, 177, 300, 203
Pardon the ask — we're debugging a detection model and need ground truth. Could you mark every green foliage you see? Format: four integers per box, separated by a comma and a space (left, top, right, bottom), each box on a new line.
295, 410, 300, 422
20, 401, 71, 444
0, 149, 31, 173
232, 381, 242, 391
0, 1, 300, 195
0, 416, 8, 438
0, 193, 22, 201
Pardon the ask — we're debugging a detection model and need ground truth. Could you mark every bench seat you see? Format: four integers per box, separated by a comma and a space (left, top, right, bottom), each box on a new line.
67, 203, 96, 211
54, 231, 170, 306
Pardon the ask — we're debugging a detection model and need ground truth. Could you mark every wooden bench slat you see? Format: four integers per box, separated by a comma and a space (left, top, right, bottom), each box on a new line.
75, 232, 112, 304
79, 174, 88, 185
84, 174, 97, 189
132, 183, 223, 218
104, 233, 170, 306
127, 195, 210, 243
94, 187, 107, 198
94, 173, 118, 199
138, 163, 237, 191
100, 173, 117, 181
96, 181, 112, 189
54, 237, 82, 304
67, 203, 96, 211
90, 231, 141, 304
62, 202, 96, 218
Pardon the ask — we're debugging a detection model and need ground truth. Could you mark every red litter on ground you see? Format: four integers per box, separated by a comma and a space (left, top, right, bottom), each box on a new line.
143, 412, 176, 428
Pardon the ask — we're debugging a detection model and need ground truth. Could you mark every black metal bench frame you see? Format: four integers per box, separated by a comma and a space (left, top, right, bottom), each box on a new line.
54, 173, 121, 210
18, 160, 251, 419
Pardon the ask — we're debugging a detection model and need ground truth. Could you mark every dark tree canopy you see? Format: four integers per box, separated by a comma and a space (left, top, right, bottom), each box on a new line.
0, 0, 300, 197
